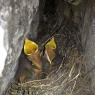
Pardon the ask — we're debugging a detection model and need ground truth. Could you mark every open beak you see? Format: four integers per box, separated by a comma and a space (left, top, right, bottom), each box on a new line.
45, 37, 56, 64
24, 38, 38, 55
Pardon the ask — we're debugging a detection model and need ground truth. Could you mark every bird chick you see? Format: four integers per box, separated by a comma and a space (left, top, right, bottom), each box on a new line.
24, 38, 42, 79
45, 37, 56, 64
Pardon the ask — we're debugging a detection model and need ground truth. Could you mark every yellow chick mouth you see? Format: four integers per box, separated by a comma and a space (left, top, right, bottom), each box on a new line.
24, 39, 38, 55
45, 37, 56, 49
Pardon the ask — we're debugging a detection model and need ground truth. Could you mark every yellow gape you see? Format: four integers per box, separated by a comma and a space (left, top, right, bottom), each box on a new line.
24, 39, 38, 55
45, 37, 56, 49
45, 37, 57, 64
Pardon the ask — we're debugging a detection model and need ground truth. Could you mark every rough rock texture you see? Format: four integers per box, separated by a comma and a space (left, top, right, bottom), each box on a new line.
0, 0, 39, 94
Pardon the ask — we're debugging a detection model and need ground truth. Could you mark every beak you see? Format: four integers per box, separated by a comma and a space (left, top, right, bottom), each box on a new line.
45, 37, 56, 64
24, 38, 42, 70
24, 38, 38, 55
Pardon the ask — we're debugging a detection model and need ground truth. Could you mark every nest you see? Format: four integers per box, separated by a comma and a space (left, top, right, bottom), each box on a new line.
4, 33, 90, 95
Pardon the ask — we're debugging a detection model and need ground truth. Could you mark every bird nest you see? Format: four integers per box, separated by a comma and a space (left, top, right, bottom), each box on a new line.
4, 40, 89, 95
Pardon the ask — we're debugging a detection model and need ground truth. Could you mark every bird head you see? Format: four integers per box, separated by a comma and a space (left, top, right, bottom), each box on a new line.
45, 37, 57, 64
24, 38, 38, 56
45, 37, 56, 49
24, 38, 42, 71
